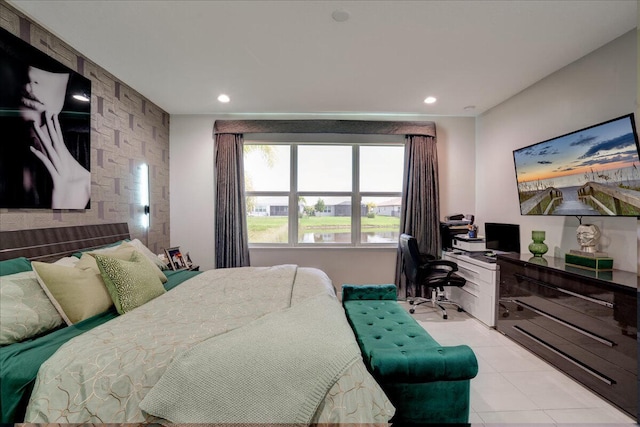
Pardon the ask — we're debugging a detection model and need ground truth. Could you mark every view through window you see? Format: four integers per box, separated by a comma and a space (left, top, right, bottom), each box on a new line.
244, 142, 404, 245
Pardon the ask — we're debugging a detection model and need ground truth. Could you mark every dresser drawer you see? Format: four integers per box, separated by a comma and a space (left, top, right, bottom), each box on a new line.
496, 254, 637, 419
501, 270, 636, 336
499, 307, 637, 415
501, 298, 636, 372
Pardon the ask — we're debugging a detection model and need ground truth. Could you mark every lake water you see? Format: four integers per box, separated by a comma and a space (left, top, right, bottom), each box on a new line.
300, 230, 399, 243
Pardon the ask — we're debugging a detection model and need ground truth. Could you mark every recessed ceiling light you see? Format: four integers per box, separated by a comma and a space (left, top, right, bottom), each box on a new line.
424, 96, 437, 104
332, 9, 350, 22
464, 105, 476, 111
217, 94, 230, 103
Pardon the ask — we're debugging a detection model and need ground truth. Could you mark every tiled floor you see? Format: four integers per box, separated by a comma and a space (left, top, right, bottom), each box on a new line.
402, 301, 636, 425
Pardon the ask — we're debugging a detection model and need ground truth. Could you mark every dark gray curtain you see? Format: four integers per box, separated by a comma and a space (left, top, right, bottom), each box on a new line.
214, 133, 250, 268
212, 119, 438, 277
394, 135, 441, 299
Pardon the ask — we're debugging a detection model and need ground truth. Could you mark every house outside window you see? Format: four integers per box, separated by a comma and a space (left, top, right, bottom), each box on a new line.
244, 140, 404, 246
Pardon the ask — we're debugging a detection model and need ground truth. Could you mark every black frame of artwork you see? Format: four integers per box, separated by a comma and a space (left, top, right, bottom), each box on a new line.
0, 27, 91, 209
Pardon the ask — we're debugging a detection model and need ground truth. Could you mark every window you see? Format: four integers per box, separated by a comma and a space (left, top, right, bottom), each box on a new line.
244, 141, 403, 246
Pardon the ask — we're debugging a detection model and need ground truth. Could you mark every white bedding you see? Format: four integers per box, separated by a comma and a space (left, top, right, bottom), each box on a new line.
25, 265, 394, 424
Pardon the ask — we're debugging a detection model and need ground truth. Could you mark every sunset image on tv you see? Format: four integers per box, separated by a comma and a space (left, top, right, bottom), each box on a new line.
513, 114, 640, 216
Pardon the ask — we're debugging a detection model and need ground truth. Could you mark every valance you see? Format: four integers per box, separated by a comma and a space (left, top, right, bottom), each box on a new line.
213, 120, 436, 138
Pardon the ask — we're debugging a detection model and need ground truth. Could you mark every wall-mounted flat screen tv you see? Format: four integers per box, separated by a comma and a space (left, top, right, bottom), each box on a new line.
513, 113, 640, 216
0, 27, 91, 209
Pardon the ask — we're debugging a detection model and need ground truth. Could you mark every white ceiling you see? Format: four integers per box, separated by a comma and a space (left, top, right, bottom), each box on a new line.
8, 0, 637, 117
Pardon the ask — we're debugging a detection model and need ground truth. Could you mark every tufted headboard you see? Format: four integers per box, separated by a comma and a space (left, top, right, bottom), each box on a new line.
0, 222, 130, 262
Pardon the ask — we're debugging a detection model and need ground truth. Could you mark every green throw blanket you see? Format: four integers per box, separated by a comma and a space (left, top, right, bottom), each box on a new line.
139, 292, 361, 424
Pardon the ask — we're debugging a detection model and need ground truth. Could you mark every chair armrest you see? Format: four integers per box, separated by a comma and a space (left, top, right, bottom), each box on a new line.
426, 259, 459, 271
419, 253, 436, 263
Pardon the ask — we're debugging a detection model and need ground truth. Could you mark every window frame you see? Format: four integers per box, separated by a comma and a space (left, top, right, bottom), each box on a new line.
245, 137, 404, 248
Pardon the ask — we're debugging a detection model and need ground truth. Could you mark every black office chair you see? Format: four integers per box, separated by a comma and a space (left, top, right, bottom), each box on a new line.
399, 233, 466, 319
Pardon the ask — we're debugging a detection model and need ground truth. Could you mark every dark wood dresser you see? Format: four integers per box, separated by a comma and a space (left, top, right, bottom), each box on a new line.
496, 253, 637, 419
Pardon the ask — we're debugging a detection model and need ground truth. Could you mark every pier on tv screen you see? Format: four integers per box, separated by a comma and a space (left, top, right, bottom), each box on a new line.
512, 114, 640, 216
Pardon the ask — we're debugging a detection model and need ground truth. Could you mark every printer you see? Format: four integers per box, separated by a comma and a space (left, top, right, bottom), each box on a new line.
452, 234, 486, 252
440, 214, 475, 250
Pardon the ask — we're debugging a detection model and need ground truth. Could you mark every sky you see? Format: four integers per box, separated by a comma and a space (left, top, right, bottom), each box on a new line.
513, 116, 639, 184
244, 144, 404, 193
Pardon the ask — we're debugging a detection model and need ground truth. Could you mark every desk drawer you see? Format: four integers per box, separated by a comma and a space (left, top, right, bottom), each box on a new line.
455, 260, 494, 285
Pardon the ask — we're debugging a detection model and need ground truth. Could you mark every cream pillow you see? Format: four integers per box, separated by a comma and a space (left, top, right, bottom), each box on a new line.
32, 262, 113, 325
94, 251, 166, 314
0, 270, 64, 344
53, 256, 81, 267
77, 246, 167, 283
122, 239, 169, 270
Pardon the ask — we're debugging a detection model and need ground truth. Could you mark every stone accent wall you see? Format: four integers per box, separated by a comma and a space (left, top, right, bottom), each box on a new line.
0, 2, 170, 254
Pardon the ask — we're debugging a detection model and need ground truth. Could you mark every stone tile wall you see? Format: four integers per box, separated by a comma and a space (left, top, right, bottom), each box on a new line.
0, 2, 170, 254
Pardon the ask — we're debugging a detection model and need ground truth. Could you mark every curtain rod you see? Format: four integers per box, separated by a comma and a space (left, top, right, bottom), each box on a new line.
213, 119, 436, 138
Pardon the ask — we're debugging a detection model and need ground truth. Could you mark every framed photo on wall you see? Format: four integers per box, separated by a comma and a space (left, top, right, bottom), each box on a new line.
0, 27, 92, 209
164, 246, 186, 270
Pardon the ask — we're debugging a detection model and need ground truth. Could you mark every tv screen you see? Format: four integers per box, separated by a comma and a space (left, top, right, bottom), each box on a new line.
512, 114, 640, 216
485, 222, 520, 253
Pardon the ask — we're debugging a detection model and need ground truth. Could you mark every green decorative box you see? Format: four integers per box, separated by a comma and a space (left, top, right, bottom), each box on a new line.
564, 253, 613, 271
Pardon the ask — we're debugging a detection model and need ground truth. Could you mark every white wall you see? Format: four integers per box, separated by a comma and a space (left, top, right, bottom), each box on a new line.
476, 30, 638, 272
170, 113, 475, 288
169, 115, 216, 270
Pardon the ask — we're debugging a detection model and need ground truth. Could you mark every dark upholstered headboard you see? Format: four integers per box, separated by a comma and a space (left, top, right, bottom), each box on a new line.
0, 223, 130, 262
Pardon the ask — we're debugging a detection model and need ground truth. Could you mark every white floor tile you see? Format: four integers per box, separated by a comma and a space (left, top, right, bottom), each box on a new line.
545, 407, 636, 424
502, 370, 608, 410
471, 388, 541, 413
409, 307, 637, 424
476, 409, 557, 424
473, 343, 555, 373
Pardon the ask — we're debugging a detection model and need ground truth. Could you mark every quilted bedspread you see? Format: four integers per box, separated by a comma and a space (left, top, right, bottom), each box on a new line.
24, 265, 394, 423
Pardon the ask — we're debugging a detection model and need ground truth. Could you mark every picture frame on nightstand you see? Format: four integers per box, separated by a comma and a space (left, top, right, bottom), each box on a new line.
164, 246, 186, 270
184, 252, 193, 268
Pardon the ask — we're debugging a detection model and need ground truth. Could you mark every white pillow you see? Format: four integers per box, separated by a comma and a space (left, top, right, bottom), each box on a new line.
0, 271, 64, 345
122, 239, 169, 270
53, 256, 81, 267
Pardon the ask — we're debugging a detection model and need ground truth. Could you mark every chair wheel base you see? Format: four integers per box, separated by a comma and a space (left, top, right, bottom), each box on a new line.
409, 308, 415, 314
457, 307, 464, 312
409, 300, 415, 305
443, 314, 448, 320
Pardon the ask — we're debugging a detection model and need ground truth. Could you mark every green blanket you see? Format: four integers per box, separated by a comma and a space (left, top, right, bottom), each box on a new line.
139, 292, 361, 424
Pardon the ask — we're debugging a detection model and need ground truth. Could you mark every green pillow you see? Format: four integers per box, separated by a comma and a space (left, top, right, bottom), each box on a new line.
0, 271, 64, 345
77, 246, 167, 283
32, 261, 113, 325
94, 251, 166, 314
0, 257, 32, 276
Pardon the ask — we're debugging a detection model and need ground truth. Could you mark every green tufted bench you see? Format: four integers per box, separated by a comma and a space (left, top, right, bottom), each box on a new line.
342, 284, 479, 424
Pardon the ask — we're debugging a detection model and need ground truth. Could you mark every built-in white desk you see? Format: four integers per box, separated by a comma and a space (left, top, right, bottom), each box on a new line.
441, 251, 499, 327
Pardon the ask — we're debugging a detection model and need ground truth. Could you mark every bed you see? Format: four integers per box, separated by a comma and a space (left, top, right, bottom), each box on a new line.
0, 223, 394, 424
